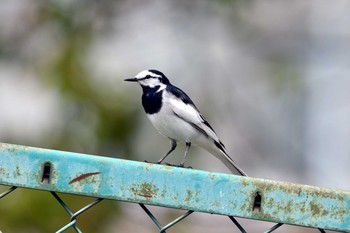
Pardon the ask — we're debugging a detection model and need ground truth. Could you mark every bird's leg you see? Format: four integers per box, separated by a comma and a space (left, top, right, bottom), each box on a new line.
179, 142, 191, 167
157, 139, 177, 164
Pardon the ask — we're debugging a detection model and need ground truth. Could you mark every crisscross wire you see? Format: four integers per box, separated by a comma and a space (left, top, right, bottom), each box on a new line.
50, 191, 103, 233
229, 216, 247, 233
139, 204, 330, 233
0, 186, 335, 232
139, 203, 194, 233
264, 223, 284, 233
228, 216, 329, 232
228, 217, 329, 233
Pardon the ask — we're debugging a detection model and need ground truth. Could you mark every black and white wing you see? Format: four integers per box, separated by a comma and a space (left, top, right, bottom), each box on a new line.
166, 85, 247, 176
166, 85, 221, 143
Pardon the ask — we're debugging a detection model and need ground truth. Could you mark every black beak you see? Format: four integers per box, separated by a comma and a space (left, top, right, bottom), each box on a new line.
124, 77, 138, 82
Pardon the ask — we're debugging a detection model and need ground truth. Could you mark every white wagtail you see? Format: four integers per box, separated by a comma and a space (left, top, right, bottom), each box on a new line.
124, 70, 247, 176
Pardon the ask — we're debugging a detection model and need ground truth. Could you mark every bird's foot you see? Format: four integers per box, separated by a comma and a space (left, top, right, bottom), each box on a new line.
144, 160, 162, 165
165, 163, 192, 169
144, 160, 192, 169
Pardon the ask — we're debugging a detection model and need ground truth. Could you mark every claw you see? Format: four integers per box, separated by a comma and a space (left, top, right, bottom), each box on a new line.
145, 160, 192, 169
144, 160, 161, 165
165, 162, 176, 166
165, 163, 192, 169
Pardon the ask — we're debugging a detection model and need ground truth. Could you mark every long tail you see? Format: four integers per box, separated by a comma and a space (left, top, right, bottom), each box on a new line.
217, 150, 248, 176
199, 140, 248, 176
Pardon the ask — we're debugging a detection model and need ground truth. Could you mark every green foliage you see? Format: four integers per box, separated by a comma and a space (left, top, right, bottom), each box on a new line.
0, 187, 118, 232
32, 2, 140, 155
0, 2, 139, 232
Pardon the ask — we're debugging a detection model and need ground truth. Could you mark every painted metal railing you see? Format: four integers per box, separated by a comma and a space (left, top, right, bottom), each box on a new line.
0, 143, 349, 232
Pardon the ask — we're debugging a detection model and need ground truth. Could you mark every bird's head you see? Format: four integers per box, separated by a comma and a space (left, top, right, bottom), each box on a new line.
124, 69, 170, 88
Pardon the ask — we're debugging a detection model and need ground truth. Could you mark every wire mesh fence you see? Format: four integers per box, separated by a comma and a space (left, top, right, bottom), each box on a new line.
0, 185, 341, 233
0, 143, 349, 233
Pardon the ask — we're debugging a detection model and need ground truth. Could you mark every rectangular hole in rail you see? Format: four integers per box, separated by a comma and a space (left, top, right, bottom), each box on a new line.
41, 162, 52, 184
253, 191, 262, 212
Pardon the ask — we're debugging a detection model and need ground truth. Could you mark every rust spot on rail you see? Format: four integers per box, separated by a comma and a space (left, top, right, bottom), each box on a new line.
131, 183, 158, 200
69, 172, 101, 184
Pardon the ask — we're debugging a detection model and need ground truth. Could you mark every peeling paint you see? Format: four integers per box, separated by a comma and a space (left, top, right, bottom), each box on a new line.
130, 183, 158, 200
184, 190, 193, 203
0, 142, 349, 232
69, 172, 101, 184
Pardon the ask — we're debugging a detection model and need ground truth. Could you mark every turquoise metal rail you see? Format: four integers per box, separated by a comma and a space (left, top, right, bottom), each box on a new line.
0, 142, 349, 232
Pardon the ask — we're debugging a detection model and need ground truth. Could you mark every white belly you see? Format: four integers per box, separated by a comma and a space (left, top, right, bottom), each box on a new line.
147, 105, 198, 142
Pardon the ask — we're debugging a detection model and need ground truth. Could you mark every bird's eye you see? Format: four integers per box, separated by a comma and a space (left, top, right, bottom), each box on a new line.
145, 75, 151, 79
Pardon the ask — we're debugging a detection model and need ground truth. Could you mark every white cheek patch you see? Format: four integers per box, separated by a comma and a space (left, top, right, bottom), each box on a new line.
139, 78, 157, 87
148, 78, 160, 87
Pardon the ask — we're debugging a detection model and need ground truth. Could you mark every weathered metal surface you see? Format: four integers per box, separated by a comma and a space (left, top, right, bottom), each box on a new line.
0, 143, 349, 232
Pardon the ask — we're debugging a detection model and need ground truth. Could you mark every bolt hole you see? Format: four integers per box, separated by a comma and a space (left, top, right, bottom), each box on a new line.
41, 162, 51, 184
253, 191, 262, 212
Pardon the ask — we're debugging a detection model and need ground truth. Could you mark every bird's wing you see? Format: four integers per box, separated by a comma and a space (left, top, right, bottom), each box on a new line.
166, 85, 247, 176
166, 86, 222, 144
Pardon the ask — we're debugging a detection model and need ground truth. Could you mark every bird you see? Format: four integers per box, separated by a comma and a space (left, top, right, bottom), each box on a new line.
124, 69, 247, 176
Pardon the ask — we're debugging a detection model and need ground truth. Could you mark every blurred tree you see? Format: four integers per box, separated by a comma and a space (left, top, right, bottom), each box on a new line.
0, 1, 140, 232
37, 1, 140, 155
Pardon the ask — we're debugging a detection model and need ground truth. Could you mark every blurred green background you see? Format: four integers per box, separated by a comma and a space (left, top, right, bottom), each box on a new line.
0, 1, 349, 232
